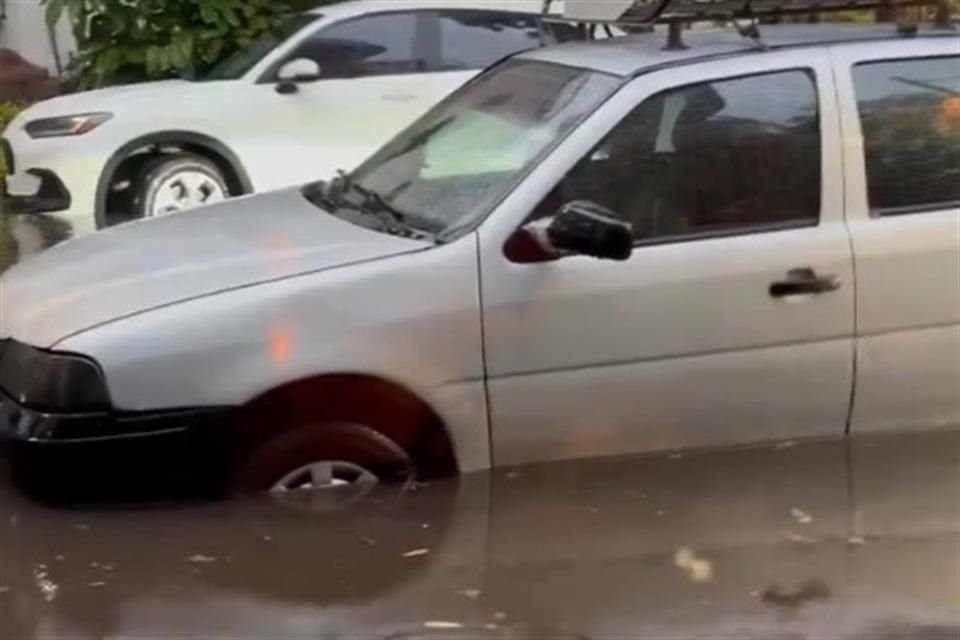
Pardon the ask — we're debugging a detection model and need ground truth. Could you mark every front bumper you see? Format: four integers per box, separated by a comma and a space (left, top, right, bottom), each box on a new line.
5, 168, 71, 215
0, 339, 233, 499
1, 132, 105, 237
0, 390, 233, 500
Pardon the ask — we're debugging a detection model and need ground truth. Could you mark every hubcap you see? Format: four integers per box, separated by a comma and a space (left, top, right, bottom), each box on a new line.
271, 461, 379, 493
149, 170, 226, 217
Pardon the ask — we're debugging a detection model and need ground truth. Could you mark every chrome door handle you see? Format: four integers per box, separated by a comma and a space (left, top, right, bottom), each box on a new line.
769, 267, 841, 298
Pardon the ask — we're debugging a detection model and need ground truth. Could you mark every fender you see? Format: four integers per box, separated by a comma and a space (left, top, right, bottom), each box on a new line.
94, 130, 254, 229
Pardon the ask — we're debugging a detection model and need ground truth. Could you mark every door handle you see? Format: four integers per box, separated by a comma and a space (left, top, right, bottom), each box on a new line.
769, 267, 841, 298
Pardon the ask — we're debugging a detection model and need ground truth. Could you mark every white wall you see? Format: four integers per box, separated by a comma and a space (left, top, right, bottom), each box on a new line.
0, 0, 76, 73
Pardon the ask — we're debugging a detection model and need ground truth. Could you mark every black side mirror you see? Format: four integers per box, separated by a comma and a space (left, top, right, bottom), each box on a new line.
506, 201, 633, 263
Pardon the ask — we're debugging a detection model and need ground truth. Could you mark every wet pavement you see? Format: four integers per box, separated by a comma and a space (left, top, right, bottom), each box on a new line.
0, 428, 958, 640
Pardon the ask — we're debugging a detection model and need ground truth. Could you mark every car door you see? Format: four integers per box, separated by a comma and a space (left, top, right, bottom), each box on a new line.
831, 41, 960, 434
247, 10, 439, 189
477, 51, 855, 467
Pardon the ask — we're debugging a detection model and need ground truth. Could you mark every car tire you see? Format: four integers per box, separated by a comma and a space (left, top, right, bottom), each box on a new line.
229, 422, 414, 496
132, 153, 229, 219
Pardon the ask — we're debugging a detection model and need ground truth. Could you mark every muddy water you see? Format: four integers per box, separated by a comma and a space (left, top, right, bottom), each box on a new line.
1, 429, 958, 640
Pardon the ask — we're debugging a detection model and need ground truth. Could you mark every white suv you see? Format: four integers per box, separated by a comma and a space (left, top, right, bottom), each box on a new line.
0, 23, 957, 499
2, 0, 570, 238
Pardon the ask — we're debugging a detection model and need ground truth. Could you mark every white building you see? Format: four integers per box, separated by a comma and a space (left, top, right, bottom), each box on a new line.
0, 0, 76, 73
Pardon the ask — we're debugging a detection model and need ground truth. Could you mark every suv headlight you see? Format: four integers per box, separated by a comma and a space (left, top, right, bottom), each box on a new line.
24, 112, 113, 139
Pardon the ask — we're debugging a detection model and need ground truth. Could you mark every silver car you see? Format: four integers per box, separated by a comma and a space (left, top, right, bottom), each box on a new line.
1, 22, 958, 498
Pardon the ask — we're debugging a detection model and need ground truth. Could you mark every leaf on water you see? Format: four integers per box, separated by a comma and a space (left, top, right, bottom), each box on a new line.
88, 581, 106, 588
790, 508, 813, 525
458, 588, 482, 599
847, 536, 866, 546
403, 548, 430, 558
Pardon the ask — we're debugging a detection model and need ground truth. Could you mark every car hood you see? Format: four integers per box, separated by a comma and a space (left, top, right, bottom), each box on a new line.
18, 79, 226, 120
0, 188, 428, 347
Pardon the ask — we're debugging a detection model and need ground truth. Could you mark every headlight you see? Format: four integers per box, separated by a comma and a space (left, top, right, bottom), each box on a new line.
24, 112, 113, 139
0, 339, 110, 411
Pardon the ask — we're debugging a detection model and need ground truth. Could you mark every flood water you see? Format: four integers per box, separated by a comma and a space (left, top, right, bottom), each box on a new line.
0, 428, 958, 640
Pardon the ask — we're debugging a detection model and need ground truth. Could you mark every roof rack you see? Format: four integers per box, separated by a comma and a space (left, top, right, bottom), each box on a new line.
543, 0, 956, 47
548, 0, 952, 24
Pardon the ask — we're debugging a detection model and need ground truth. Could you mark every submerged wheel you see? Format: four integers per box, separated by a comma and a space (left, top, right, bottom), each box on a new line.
230, 422, 414, 497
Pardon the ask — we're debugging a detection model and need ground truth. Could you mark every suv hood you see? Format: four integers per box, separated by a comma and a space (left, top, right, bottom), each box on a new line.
21, 80, 211, 120
0, 188, 428, 347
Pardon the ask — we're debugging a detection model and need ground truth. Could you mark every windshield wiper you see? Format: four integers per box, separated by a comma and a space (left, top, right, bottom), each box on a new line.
329, 170, 436, 241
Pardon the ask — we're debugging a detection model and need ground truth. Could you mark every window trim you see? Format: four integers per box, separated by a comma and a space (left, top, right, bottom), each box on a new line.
530, 66, 825, 249
850, 54, 960, 219
255, 8, 550, 84
255, 9, 437, 84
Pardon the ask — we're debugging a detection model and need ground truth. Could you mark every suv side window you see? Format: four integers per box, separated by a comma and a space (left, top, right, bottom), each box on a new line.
534, 69, 821, 242
434, 10, 543, 71
852, 56, 960, 215
278, 12, 425, 80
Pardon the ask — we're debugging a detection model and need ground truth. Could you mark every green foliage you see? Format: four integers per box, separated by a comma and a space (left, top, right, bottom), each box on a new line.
43, 0, 322, 88
0, 101, 24, 182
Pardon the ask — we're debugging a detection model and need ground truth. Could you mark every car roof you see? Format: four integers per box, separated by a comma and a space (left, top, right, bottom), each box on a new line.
518, 23, 958, 77
306, 0, 549, 17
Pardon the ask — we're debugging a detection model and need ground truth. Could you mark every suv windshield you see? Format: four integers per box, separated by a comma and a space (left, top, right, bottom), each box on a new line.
202, 14, 319, 81
330, 60, 620, 240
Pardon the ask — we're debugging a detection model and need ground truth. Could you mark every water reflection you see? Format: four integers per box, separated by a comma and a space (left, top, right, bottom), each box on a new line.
1, 213, 73, 272
0, 429, 958, 639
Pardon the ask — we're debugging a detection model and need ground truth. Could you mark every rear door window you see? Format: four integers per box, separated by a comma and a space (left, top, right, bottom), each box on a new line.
434, 10, 543, 71
852, 56, 960, 215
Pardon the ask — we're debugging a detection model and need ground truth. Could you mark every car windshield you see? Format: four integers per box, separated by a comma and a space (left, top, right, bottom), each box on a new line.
336, 60, 620, 240
202, 13, 319, 81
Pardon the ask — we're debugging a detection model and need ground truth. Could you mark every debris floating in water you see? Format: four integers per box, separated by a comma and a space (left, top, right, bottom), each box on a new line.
424, 621, 463, 630
88, 581, 106, 588
458, 588, 482, 599
360, 537, 377, 546
788, 532, 818, 545
494, 612, 508, 621
674, 547, 714, 583
775, 441, 796, 450
848, 536, 866, 546
791, 508, 813, 525
403, 548, 430, 558
187, 554, 217, 564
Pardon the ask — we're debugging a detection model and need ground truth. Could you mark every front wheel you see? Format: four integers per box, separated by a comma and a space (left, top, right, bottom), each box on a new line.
229, 422, 415, 497
132, 153, 229, 218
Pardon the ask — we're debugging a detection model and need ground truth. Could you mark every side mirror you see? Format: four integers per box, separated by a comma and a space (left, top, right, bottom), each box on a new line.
276, 58, 322, 94
506, 201, 633, 263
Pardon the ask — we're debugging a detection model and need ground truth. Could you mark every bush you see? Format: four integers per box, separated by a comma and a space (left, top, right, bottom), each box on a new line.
44, 0, 325, 89
0, 101, 24, 182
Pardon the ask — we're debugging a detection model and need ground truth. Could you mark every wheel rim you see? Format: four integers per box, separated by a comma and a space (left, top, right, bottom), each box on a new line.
148, 170, 227, 217
271, 460, 379, 493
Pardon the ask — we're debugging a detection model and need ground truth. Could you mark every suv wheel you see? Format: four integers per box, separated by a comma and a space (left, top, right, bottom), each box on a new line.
133, 153, 229, 218
230, 422, 414, 496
